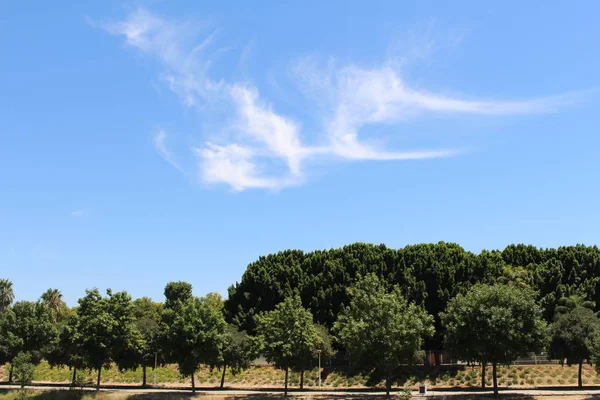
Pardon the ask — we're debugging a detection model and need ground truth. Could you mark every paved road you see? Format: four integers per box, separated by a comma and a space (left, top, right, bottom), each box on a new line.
3, 385, 600, 397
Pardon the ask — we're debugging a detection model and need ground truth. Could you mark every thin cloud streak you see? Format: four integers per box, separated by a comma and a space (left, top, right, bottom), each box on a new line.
105, 9, 583, 191
153, 130, 186, 174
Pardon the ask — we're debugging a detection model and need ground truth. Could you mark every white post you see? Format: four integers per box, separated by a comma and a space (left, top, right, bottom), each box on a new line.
318, 350, 322, 387
154, 352, 158, 385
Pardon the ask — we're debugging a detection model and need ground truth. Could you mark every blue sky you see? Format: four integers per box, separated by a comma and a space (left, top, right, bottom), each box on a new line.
2, 1, 599, 306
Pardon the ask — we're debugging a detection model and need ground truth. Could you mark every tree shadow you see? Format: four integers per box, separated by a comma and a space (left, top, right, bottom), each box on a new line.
0, 389, 99, 400
127, 394, 284, 400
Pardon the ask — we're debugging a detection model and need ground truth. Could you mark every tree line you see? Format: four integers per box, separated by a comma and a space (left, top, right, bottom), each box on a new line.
1, 241, 600, 396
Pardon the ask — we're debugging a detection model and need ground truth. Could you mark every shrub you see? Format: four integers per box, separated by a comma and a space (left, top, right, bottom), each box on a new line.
13, 352, 35, 389
396, 386, 412, 400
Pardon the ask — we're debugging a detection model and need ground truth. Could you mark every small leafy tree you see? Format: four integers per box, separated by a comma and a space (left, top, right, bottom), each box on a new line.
255, 295, 323, 396
333, 274, 434, 396
133, 297, 164, 387
219, 324, 257, 388
162, 282, 227, 393
75, 289, 113, 390
441, 284, 548, 396
550, 306, 599, 387
1, 301, 57, 382
75, 288, 143, 390
12, 352, 34, 389
46, 310, 85, 386
108, 291, 145, 376
9, 301, 57, 363
0, 309, 19, 382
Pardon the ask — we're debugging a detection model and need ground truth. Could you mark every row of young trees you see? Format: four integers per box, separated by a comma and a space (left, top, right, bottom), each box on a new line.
2, 274, 600, 396
2, 241, 600, 396
0, 280, 259, 392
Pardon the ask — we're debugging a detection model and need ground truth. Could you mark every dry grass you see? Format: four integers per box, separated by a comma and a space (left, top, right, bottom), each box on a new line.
1, 363, 599, 391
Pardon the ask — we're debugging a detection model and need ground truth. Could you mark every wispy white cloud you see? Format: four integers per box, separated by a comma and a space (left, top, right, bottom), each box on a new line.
153, 130, 186, 174
296, 64, 583, 161
71, 210, 86, 218
104, 9, 583, 191
196, 143, 301, 191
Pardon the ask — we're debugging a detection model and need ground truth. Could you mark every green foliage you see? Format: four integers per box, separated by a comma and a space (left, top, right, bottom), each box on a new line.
107, 291, 145, 372
0, 307, 19, 366
12, 352, 35, 388
46, 309, 84, 377
441, 283, 548, 394
132, 297, 165, 382
40, 289, 69, 324
226, 242, 600, 362
333, 274, 434, 395
5, 301, 58, 364
0, 279, 14, 314
255, 295, 322, 394
554, 295, 596, 318
161, 282, 227, 390
549, 306, 598, 368
220, 324, 257, 386
74, 288, 144, 388
163, 281, 193, 309
75, 289, 114, 372
3, 241, 600, 390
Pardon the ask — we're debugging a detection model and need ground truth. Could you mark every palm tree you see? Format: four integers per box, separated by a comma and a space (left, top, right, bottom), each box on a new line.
0, 279, 14, 313
41, 288, 64, 321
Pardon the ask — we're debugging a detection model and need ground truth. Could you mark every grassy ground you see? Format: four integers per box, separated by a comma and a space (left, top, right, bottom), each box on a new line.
1, 363, 599, 390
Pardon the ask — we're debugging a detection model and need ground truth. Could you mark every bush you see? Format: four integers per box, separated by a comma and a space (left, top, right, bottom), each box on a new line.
13, 352, 35, 389
396, 385, 412, 400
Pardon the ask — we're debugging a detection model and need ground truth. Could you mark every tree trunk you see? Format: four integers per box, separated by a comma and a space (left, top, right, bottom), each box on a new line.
578, 360, 583, 388
192, 372, 196, 393
481, 362, 486, 389
96, 368, 102, 391
71, 367, 77, 386
385, 376, 391, 397
8, 364, 13, 383
220, 364, 227, 389
300, 370, 304, 389
284, 366, 289, 397
492, 361, 498, 396
434, 352, 441, 366
142, 364, 147, 388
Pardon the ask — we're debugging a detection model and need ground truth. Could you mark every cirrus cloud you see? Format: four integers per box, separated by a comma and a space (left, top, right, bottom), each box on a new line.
103, 9, 584, 191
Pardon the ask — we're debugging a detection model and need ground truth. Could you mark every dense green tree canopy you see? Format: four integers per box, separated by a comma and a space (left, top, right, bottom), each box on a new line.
2, 241, 600, 392
334, 274, 434, 395
226, 242, 600, 360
